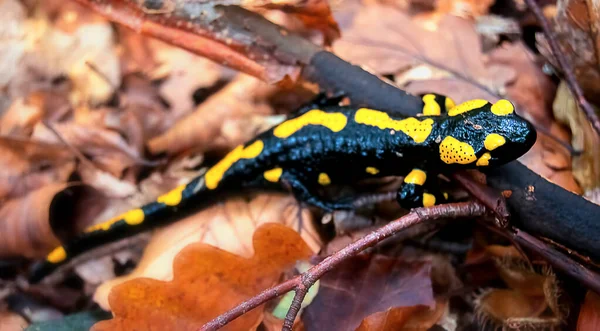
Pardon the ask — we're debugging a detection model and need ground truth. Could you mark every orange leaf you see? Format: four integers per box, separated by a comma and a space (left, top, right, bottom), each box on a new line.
93, 193, 321, 309
92, 223, 314, 331
357, 300, 447, 331
578, 291, 600, 331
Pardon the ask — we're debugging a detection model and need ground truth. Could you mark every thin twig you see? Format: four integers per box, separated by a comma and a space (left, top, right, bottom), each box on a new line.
524, 0, 600, 136
282, 285, 309, 330
199, 201, 487, 331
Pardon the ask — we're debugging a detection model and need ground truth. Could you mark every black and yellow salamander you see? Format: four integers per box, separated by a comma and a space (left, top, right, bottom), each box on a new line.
29, 95, 536, 283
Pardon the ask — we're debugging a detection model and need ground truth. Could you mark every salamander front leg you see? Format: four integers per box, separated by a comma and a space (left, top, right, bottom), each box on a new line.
396, 168, 448, 209
281, 173, 354, 212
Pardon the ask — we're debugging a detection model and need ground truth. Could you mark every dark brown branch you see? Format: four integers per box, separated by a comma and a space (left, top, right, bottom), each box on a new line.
199, 202, 487, 330
510, 228, 600, 294
523, 0, 600, 136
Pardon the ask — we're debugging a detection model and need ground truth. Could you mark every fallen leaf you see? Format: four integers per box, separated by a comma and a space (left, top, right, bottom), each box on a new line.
553, 81, 600, 196
22, 6, 120, 105
0, 0, 26, 89
357, 300, 447, 331
147, 74, 276, 155
539, 0, 600, 105
333, 3, 511, 95
0, 183, 104, 259
0, 311, 28, 331
302, 254, 435, 331
577, 291, 600, 331
0, 137, 75, 200
92, 223, 314, 331
93, 193, 321, 310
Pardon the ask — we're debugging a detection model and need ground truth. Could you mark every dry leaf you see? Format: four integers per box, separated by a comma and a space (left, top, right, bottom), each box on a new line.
540, 0, 600, 104
93, 193, 321, 309
0, 0, 26, 88
0, 137, 75, 200
0, 311, 28, 331
553, 82, 599, 195
22, 6, 120, 105
577, 291, 600, 331
477, 289, 547, 321
334, 3, 511, 95
92, 223, 314, 331
0, 183, 103, 259
357, 300, 447, 331
302, 254, 435, 331
147, 74, 276, 155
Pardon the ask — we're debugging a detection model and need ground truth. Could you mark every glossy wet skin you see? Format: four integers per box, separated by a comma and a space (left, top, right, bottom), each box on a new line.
438, 102, 537, 169
30, 97, 537, 283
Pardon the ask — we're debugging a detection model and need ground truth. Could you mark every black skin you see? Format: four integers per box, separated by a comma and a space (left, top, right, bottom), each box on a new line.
29, 95, 536, 283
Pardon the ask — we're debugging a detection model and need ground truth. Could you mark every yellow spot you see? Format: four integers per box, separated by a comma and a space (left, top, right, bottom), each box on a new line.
476, 152, 491, 166
205, 140, 264, 189
422, 94, 441, 116
491, 99, 514, 116
404, 169, 427, 185
445, 97, 456, 112
423, 193, 436, 207
46, 246, 67, 263
448, 99, 488, 116
264, 167, 283, 182
123, 209, 145, 225
484, 133, 506, 151
365, 167, 380, 175
274, 109, 347, 138
443, 192, 449, 200
355, 109, 434, 143
157, 184, 186, 206
84, 208, 145, 232
318, 173, 331, 186
439, 136, 478, 164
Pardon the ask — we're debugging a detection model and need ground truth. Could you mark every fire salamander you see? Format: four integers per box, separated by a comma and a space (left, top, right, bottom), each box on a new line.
29, 95, 536, 283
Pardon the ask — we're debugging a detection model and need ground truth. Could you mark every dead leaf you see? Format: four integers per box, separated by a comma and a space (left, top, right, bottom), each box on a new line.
333, 3, 511, 95
302, 254, 435, 331
22, 6, 120, 105
553, 81, 600, 196
32, 120, 143, 178
0, 183, 104, 259
147, 74, 276, 155
539, 0, 600, 105
487, 42, 557, 129
0, 137, 75, 200
0, 311, 28, 331
93, 193, 321, 310
0, 0, 26, 89
357, 299, 447, 331
92, 223, 314, 331
577, 291, 600, 331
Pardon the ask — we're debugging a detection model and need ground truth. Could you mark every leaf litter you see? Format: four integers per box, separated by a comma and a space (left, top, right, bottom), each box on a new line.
0, 0, 598, 330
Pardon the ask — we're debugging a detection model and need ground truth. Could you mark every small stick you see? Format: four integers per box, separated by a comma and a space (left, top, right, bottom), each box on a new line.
199, 202, 487, 331
524, 0, 600, 136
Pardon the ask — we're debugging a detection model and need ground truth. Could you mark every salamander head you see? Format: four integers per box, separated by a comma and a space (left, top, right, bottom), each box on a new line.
438, 99, 536, 168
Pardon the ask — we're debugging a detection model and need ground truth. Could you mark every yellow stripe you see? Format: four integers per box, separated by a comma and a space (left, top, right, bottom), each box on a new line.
274, 110, 348, 138
448, 99, 488, 116
354, 108, 434, 143
46, 246, 67, 263
264, 167, 283, 182
156, 184, 186, 206
205, 140, 264, 189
